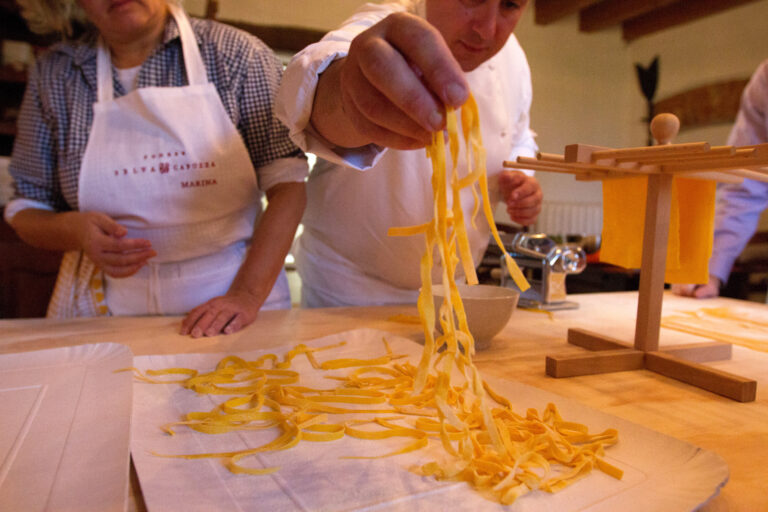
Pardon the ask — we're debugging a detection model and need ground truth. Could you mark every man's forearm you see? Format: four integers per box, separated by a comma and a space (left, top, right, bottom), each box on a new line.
228, 182, 306, 302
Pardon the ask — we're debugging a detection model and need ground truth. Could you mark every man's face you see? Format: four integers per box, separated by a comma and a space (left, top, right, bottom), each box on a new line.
425, 0, 529, 72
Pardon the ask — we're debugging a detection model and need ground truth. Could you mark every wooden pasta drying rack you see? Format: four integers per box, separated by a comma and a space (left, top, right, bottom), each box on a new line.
507, 113, 768, 402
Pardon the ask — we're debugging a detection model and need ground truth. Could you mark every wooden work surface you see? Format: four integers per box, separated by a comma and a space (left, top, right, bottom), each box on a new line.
1, 291, 766, 511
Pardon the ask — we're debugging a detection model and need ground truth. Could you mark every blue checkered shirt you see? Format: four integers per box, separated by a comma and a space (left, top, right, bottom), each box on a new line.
9, 16, 305, 211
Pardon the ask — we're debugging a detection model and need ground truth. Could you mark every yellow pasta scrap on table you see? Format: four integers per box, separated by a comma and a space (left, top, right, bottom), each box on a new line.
662, 306, 768, 353
133, 93, 621, 505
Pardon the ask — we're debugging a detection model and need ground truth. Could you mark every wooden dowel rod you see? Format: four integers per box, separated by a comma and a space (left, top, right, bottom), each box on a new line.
510, 157, 655, 176
650, 153, 756, 168
504, 161, 590, 175
508, 161, 639, 181
614, 147, 747, 165
506, 159, 599, 174
670, 171, 744, 183
591, 142, 710, 162
729, 168, 768, 183
538, 152, 565, 162
663, 157, 768, 173
711, 145, 739, 154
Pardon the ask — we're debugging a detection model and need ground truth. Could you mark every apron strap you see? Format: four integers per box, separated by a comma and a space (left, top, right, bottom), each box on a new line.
95, 4, 208, 102
96, 37, 114, 103
167, 3, 208, 86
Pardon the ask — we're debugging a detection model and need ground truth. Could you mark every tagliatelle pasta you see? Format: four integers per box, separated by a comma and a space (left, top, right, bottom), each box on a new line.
133, 93, 621, 505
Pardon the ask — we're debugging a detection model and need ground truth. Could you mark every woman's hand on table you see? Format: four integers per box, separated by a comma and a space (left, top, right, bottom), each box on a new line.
180, 181, 305, 338
498, 170, 542, 226
180, 290, 262, 338
76, 212, 156, 277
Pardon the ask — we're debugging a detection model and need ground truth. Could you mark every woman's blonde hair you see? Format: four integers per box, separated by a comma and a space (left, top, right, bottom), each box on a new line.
16, 0, 181, 38
15, 0, 89, 37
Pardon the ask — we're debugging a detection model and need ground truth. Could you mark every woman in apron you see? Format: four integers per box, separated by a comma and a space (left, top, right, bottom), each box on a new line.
5, 0, 308, 336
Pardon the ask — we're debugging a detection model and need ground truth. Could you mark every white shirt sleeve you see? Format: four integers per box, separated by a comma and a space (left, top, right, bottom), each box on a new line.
709, 59, 768, 282
500, 35, 538, 177
257, 157, 309, 192
275, 3, 407, 171
505, 127, 538, 177
3, 198, 55, 223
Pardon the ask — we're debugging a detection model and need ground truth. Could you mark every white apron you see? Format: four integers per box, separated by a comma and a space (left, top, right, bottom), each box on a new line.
76, 4, 290, 315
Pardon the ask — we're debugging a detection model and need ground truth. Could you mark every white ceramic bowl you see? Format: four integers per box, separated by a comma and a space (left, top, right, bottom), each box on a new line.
431, 283, 519, 350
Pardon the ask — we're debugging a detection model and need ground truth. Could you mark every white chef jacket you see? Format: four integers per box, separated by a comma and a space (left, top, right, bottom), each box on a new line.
276, 2, 537, 307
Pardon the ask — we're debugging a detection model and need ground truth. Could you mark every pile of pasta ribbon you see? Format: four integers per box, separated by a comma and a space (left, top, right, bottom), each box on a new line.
135, 94, 622, 505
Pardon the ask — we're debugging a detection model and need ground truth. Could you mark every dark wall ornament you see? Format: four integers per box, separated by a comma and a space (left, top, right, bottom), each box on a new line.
635, 56, 659, 146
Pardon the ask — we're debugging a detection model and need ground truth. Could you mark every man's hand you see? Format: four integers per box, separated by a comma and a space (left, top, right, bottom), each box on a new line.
671, 275, 721, 299
311, 12, 469, 150
76, 211, 155, 277
498, 171, 542, 226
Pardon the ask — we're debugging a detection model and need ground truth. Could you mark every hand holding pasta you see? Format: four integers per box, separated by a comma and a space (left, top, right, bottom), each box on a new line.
310, 12, 469, 150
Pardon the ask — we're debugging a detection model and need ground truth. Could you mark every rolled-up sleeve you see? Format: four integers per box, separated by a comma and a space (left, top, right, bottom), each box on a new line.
710, 179, 768, 283
233, 38, 308, 191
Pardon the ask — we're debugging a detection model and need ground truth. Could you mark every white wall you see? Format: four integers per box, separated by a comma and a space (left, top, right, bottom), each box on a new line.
514, 9, 631, 206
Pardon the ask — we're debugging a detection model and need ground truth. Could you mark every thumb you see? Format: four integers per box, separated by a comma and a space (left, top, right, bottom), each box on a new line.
499, 171, 522, 197
92, 213, 127, 238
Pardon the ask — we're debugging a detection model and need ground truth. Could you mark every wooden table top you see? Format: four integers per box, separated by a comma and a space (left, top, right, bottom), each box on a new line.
1, 291, 766, 511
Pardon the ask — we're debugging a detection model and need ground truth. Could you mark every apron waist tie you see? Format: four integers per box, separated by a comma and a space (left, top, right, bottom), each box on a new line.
148, 262, 161, 314
105, 242, 248, 316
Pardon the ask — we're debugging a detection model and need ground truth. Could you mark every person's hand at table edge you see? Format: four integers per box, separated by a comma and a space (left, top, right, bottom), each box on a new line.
671, 275, 721, 299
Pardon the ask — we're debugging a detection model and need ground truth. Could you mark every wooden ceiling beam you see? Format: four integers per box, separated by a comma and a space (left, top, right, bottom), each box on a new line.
654, 79, 748, 131
219, 20, 326, 53
534, 0, 602, 25
579, 0, 678, 32
622, 0, 761, 41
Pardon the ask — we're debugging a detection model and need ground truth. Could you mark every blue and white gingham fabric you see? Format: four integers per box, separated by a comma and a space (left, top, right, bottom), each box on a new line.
9, 15, 305, 212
